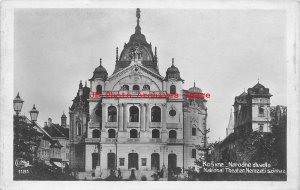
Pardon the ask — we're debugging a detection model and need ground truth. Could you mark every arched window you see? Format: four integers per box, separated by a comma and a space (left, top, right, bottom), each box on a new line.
77, 123, 82, 136
96, 85, 102, 94
170, 85, 176, 94
151, 106, 161, 122
192, 149, 196, 158
108, 106, 117, 122
192, 127, 196, 136
169, 130, 177, 139
92, 129, 100, 138
152, 129, 160, 138
130, 129, 138, 138
121, 85, 129, 91
95, 108, 102, 117
142, 85, 150, 91
108, 129, 116, 138
133, 85, 140, 91
130, 106, 139, 122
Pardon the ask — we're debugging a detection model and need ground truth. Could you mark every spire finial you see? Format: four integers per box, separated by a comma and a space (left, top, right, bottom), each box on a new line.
79, 80, 83, 89
135, 8, 141, 34
244, 88, 245, 92
16, 92, 20, 98
136, 8, 141, 20
172, 58, 174, 66
100, 58, 102, 66
116, 47, 119, 61
257, 77, 260, 83
155, 47, 157, 57
194, 80, 196, 87
85, 81, 87, 87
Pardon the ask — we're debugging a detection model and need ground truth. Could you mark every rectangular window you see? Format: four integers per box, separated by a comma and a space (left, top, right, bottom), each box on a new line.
192, 128, 196, 136
141, 158, 147, 166
119, 158, 125, 166
258, 106, 264, 116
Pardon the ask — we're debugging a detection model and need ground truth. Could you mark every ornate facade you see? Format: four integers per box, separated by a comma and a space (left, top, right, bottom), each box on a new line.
69, 9, 207, 179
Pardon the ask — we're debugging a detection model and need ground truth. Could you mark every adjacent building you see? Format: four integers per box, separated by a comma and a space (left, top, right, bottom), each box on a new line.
212, 82, 287, 163
43, 116, 70, 167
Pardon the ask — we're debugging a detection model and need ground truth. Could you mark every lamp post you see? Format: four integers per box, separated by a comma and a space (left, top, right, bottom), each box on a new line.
13, 92, 24, 176
13, 92, 24, 149
13, 92, 24, 116
29, 104, 39, 122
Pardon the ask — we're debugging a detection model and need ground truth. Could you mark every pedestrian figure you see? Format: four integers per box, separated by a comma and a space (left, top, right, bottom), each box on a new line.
117, 168, 122, 179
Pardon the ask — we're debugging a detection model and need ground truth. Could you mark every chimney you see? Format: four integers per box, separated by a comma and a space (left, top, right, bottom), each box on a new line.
44, 122, 47, 127
48, 118, 52, 126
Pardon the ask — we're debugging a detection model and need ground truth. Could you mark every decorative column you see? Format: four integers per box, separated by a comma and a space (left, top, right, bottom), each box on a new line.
118, 104, 124, 131
162, 103, 167, 131
123, 103, 128, 132
145, 103, 150, 131
140, 103, 145, 131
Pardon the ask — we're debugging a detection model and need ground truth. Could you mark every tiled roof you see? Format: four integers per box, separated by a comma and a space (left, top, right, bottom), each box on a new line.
43, 123, 68, 139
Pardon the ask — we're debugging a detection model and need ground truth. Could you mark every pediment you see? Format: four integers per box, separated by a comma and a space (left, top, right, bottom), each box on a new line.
105, 62, 164, 91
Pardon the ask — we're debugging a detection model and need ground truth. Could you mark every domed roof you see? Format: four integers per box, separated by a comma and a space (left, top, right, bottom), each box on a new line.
113, 8, 160, 75
166, 64, 180, 74
248, 81, 272, 96
90, 59, 108, 81
188, 86, 202, 93
238, 91, 248, 98
164, 58, 184, 81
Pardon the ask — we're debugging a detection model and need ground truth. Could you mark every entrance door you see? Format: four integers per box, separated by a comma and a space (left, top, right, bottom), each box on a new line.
151, 153, 160, 170
107, 153, 116, 170
128, 153, 139, 170
168, 154, 177, 171
92, 153, 98, 170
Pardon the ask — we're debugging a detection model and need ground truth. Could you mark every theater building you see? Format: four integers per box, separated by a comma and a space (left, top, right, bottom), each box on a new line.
69, 9, 208, 179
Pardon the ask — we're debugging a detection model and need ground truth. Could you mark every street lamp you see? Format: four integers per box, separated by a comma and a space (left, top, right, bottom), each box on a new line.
13, 92, 24, 115
29, 104, 39, 122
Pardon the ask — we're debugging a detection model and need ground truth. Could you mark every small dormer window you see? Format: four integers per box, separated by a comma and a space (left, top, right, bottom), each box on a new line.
121, 85, 129, 91
142, 85, 150, 91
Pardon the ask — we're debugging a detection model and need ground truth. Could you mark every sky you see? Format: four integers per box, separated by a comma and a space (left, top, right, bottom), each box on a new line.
14, 9, 287, 142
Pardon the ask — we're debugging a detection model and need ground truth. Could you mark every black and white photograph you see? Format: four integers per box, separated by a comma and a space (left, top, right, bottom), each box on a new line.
1, 0, 299, 190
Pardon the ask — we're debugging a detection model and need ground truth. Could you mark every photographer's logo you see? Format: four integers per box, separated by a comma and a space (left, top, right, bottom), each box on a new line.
15, 158, 31, 168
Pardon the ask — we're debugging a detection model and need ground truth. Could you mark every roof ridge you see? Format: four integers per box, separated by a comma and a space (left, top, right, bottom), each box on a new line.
51, 123, 66, 138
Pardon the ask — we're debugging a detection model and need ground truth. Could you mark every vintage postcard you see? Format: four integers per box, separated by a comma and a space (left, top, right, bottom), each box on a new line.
0, 0, 299, 190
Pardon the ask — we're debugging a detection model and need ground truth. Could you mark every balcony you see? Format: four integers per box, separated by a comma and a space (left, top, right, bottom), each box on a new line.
105, 122, 118, 128
84, 138, 100, 143
167, 138, 184, 144
150, 122, 162, 128
127, 122, 140, 128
